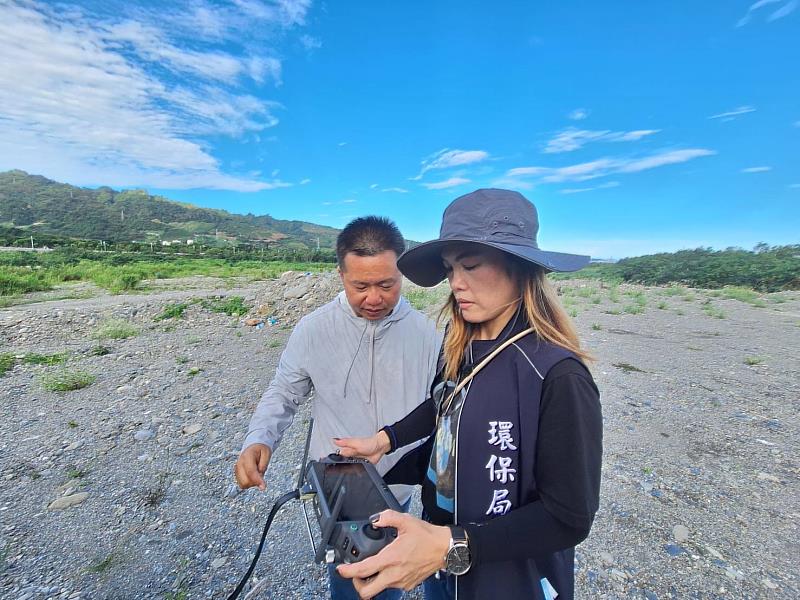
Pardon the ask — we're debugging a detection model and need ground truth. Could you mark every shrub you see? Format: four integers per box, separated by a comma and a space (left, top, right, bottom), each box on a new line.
0, 271, 53, 295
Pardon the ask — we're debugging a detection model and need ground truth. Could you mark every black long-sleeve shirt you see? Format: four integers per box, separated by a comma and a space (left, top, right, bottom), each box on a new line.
384, 357, 602, 568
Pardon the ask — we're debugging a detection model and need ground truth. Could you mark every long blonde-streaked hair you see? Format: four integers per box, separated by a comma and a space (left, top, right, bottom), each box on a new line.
439, 259, 592, 382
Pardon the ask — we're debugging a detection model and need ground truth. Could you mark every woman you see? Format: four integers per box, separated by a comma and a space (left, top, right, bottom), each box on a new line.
335, 189, 602, 600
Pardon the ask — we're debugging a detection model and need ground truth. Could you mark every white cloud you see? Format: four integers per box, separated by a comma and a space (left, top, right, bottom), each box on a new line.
342, 199, 356, 204
381, 187, 409, 193
789, 183, 800, 188
488, 178, 535, 191
412, 149, 489, 180
708, 106, 756, 120
422, 177, 471, 190
0, 1, 308, 191
300, 34, 322, 52
741, 166, 772, 173
507, 149, 715, 183
794, 120, 800, 127
544, 128, 660, 153
568, 108, 589, 121
370, 183, 379, 189
560, 181, 620, 194
338, 142, 348, 147
737, 0, 797, 26
300, 178, 311, 185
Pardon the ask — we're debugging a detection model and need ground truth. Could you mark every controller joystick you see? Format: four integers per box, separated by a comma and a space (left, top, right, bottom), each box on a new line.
363, 523, 384, 540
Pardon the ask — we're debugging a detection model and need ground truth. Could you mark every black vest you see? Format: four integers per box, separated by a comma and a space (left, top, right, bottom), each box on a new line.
454, 326, 575, 600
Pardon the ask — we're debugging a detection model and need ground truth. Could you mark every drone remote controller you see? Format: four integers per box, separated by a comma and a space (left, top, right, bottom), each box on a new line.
303, 453, 400, 564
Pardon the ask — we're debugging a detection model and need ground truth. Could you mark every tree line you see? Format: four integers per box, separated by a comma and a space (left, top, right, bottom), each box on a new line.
576, 245, 799, 292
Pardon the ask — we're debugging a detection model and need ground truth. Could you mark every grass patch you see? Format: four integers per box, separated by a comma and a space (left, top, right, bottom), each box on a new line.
175, 356, 189, 365
90, 345, 111, 356
165, 589, 189, 600
0, 353, 15, 376
607, 286, 620, 303
568, 308, 578, 318
155, 303, 189, 321
718, 286, 761, 304
85, 553, 116, 575
142, 472, 171, 508
702, 304, 726, 319
404, 287, 445, 310
68, 420, 79, 428
66, 466, 88, 479
591, 323, 602, 331
657, 301, 668, 310
604, 308, 622, 315
0, 270, 54, 296
92, 319, 139, 340
267, 339, 283, 348
201, 296, 250, 316
623, 304, 645, 314
40, 369, 96, 392
22, 352, 69, 366
613, 362, 645, 373
660, 285, 687, 297
744, 356, 764, 366
187, 366, 202, 376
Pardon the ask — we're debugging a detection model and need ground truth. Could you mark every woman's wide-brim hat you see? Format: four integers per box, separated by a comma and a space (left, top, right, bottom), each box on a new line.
398, 188, 591, 287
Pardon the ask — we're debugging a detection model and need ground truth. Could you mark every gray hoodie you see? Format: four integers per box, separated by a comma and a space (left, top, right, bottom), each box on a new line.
243, 291, 441, 502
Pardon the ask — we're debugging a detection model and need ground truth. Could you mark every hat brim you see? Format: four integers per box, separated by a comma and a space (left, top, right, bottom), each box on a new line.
398, 238, 591, 287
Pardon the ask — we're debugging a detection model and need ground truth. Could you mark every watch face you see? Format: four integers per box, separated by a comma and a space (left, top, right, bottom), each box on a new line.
447, 543, 471, 575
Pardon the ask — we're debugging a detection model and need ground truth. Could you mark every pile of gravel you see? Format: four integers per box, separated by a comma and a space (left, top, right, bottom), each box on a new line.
0, 275, 797, 599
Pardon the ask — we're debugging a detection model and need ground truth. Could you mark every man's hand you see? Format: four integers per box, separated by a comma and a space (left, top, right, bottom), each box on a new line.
234, 443, 272, 491
336, 511, 450, 598
333, 430, 391, 464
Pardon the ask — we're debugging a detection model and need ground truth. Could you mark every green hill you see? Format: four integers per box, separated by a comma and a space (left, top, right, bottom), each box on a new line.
0, 170, 340, 250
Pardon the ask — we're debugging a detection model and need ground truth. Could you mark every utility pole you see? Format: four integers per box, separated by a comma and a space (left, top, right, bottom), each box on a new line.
30, 235, 34, 249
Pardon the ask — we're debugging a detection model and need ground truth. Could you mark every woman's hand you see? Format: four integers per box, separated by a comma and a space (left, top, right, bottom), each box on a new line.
333, 430, 391, 464
336, 510, 451, 598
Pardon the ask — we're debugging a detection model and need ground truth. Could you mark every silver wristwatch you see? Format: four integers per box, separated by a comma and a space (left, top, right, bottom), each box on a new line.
444, 525, 472, 576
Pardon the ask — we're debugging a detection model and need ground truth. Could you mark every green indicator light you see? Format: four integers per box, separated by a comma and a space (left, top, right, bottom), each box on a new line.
350, 524, 358, 531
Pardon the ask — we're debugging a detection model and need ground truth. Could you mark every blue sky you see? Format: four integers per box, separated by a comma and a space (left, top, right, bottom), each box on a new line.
0, 1, 798, 258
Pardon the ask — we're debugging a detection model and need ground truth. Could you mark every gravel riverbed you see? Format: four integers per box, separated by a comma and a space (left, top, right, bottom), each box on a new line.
1, 273, 798, 599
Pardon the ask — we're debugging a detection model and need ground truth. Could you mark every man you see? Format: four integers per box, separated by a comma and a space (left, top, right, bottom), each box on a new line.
235, 216, 441, 600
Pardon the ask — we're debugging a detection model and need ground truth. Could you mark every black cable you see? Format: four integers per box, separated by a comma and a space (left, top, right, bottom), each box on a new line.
227, 488, 301, 600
